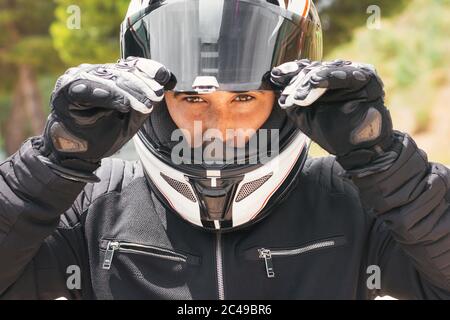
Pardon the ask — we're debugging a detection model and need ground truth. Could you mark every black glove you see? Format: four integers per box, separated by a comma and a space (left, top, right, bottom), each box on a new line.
271, 59, 398, 174
35, 57, 172, 183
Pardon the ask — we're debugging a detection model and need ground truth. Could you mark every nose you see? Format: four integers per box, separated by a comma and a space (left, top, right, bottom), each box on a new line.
202, 98, 234, 141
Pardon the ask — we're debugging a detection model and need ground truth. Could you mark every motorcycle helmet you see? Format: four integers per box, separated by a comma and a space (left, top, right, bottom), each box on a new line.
120, 0, 323, 231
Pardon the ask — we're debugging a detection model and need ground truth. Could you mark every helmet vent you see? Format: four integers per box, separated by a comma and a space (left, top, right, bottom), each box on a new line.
235, 174, 273, 202
161, 173, 197, 203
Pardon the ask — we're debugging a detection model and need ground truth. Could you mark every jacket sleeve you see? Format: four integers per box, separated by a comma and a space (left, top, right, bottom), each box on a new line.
352, 132, 450, 299
0, 138, 88, 299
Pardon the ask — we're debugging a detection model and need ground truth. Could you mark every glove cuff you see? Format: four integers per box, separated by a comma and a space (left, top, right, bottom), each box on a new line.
32, 136, 101, 183
337, 131, 402, 176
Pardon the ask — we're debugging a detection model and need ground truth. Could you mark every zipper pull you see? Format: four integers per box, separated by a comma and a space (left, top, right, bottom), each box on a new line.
258, 248, 275, 278
102, 241, 120, 270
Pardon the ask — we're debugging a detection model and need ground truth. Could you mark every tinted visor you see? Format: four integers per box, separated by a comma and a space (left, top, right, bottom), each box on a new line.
121, 0, 322, 91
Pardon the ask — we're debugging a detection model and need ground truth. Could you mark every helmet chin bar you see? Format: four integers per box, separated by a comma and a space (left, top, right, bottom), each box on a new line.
134, 130, 310, 231
188, 175, 244, 229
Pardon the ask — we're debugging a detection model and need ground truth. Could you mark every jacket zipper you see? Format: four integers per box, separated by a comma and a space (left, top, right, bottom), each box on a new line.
216, 233, 225, 300
258, 239, 340, 279
102, 240, 188, 270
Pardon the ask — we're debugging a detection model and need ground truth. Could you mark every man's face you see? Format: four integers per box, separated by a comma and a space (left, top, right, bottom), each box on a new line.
165, 91, 275, 148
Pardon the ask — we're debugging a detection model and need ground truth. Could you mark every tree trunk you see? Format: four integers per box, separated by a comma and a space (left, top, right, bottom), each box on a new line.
4, 65, 45, 155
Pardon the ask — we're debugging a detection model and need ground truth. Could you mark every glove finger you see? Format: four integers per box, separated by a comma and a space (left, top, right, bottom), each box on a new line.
66, 79, 131, 113
119, 68, 165, 101
270, 59, 311, 87
279, 66, 328, 108
309, 65, 373, 91
93, 63, 166, 110
279, 87, 328, 108
78, 69, 153, 114
117, 57, 172, 86
291, 87, 328, 107
271, 62, 302, 86
60, 59, 169, 116
131, 57, 172, 85
54, 66, 83, 92
108, 68, 164, 111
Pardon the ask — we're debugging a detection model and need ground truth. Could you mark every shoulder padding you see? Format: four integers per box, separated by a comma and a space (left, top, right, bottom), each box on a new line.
59, 158, 144, 228
81, 158, 144, 211
301, 156, 360, 198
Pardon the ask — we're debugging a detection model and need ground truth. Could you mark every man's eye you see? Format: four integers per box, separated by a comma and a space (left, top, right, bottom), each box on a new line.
184, 96, 205, 103
235, 95, 254, 102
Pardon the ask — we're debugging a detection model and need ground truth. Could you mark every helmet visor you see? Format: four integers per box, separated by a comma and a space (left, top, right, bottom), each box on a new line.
121, 0, 322, 92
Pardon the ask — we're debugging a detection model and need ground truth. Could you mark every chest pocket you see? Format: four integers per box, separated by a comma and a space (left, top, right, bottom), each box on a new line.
243, 236, 347, 278
100, 240, 200, 270
98, 239, 201, 292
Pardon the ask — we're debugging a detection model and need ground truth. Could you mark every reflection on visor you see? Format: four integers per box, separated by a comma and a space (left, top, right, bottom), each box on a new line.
122, 0, 322, 91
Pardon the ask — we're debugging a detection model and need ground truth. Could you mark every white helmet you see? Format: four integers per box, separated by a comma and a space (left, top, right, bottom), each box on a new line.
121, 0, 323, 231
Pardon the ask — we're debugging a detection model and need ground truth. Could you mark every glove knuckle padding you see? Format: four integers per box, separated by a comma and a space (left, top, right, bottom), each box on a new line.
67, 80, 111, 105
278, 60, 384, 108
42, 59, 169, 171
280, 59, 393, 171
47, 119, 88, 154
349, 107, 383, 145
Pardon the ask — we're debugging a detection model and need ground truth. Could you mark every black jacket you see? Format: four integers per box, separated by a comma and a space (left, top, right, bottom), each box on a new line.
1, 133, 450, 299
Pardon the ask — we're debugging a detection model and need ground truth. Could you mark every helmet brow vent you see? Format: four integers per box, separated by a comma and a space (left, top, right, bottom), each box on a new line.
235, 174, 273, 202
160, 173, 197, 203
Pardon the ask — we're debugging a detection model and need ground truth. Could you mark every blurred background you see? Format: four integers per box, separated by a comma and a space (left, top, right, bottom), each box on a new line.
0, 0, 449, 162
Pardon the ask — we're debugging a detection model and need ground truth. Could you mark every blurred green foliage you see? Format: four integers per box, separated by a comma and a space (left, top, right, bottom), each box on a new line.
51, 0, 129, 65
313, 0, 450, 162
317, 0, 408, 54
0, 0, 64, 92
327, 0, 450, 124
